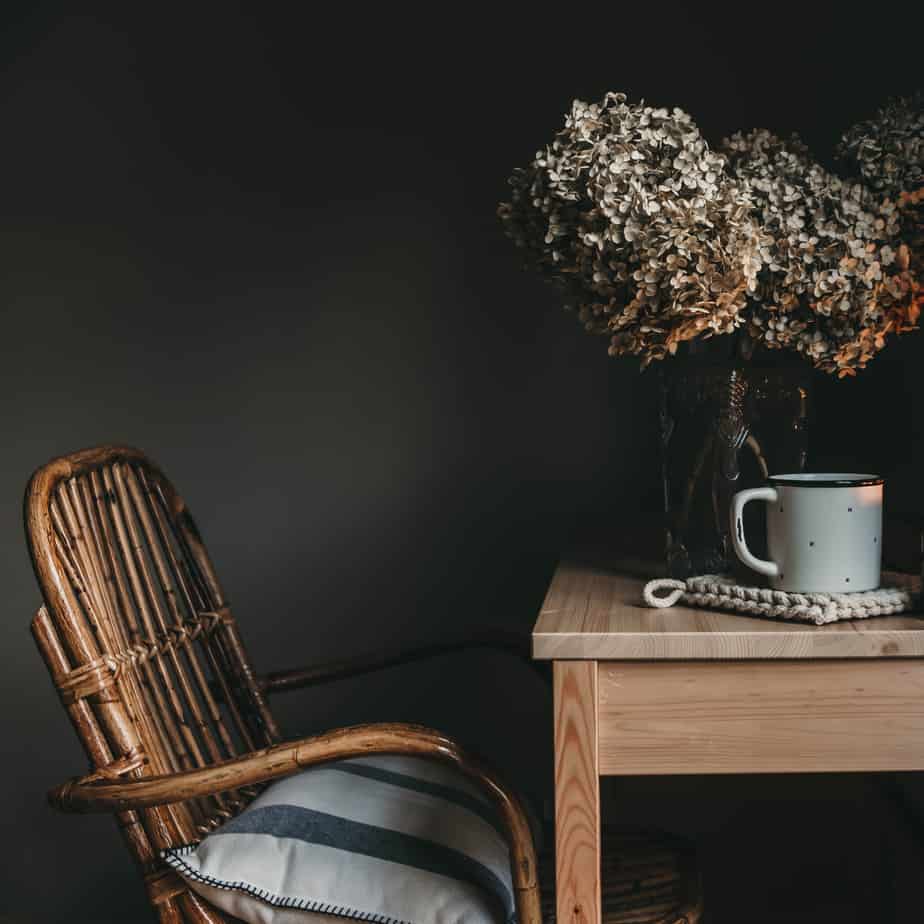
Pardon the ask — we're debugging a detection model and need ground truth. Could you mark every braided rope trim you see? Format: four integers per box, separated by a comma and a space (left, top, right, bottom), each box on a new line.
56, 608, 233, 704
643, 573, 920, 626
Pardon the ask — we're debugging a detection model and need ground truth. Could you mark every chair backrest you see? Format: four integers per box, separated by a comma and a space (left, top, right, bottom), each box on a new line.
25, 445, 280, 921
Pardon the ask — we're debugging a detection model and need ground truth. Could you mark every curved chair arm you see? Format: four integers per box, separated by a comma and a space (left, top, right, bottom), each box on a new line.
258, 630, 550, 695
49, 722, 542, 924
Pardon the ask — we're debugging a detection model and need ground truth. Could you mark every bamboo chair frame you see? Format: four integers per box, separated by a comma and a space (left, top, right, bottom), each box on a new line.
26, 445, 541, 924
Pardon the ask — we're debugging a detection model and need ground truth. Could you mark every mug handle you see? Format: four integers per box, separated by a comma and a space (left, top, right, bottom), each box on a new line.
730, 487, 780, 579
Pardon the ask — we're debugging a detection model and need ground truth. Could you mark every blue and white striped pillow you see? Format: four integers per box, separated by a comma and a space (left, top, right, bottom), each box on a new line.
163, 755, 520, 924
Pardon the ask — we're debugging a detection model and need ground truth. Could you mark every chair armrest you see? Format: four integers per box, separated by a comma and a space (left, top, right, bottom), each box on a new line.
50, 722, 541, 922
258, 630, 549, 695
50, 723, 461, 813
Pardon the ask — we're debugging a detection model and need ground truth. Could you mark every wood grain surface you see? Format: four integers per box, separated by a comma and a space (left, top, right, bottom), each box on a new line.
534, 564, 924, 660
554, 661, 600, 924
598, 660, 924, 775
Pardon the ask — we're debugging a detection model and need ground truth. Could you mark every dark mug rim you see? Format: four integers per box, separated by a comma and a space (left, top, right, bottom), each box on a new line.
768, 473, 884, 488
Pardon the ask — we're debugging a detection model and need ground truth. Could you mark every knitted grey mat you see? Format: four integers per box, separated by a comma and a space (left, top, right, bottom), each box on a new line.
643, 572, 921, 626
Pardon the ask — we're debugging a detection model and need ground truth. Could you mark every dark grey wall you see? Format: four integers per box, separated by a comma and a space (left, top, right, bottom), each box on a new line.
1, 7, 923, 922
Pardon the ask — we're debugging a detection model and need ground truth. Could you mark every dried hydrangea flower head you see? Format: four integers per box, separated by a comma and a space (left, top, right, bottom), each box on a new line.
500, 91, 920, 375
838, 93, 923, 323
722, 129, 919, 376
837, 93, 923, 199
498, 92, 760, 366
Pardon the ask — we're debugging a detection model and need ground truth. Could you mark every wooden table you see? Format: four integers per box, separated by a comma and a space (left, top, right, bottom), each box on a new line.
533, 561, 924, 924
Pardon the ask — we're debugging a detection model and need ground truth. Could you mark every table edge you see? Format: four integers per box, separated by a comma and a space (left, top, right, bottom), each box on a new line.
532, 629, 924, 660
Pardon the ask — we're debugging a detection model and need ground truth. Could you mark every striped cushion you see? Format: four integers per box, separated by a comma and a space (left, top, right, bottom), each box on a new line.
163, 755, 518, 924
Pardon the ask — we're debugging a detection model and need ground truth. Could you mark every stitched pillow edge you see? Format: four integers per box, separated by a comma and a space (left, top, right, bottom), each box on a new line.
162, 843, 417, 924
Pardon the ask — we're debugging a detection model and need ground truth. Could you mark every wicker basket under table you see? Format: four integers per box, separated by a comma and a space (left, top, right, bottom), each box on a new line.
540, 828, 704, 924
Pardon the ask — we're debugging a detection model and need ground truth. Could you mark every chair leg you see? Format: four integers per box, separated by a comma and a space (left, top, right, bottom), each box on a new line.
515, 881, 543, 924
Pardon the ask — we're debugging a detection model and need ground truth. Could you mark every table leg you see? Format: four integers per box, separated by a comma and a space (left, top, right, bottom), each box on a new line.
554, 660, 601, 924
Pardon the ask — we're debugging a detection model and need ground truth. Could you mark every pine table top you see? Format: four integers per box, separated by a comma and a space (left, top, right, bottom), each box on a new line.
533, 561, 924, 660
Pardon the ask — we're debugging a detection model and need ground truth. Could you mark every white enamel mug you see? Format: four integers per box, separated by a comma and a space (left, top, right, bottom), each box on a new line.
730, 473, 883, 593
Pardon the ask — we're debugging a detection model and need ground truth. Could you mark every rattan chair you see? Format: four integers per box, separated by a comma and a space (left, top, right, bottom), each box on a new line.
25, 445, 703, 923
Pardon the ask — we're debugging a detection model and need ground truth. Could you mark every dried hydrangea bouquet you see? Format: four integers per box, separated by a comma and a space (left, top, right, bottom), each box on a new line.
499, 92, 922, 574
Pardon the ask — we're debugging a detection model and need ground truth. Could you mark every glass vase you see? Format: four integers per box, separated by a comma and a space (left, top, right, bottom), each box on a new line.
659, 359, 811, 578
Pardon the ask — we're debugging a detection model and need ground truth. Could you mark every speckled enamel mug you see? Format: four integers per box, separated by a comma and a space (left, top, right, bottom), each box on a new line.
730, 473, 884, 593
